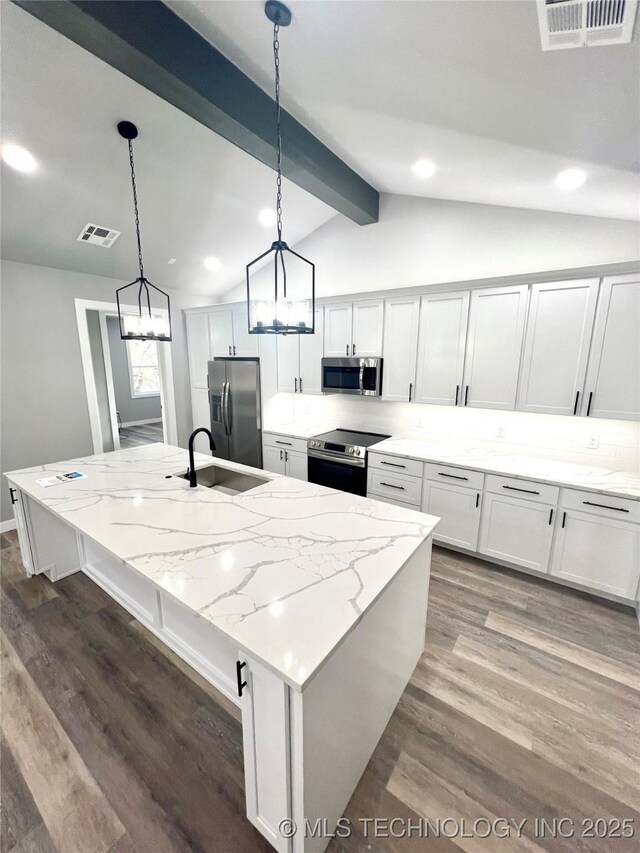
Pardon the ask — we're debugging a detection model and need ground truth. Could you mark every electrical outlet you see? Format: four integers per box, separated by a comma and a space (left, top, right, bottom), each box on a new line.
496, 426, 505, 438
587, 435, 600, 449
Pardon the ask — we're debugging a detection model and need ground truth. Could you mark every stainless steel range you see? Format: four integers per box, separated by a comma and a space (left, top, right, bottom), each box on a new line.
307, 428, 391, 496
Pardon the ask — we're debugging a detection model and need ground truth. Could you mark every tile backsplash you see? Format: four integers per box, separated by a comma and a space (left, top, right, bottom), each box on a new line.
265, 392, 639, 473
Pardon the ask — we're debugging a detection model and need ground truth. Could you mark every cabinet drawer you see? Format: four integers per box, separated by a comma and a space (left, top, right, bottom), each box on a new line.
560, 489, 639, 523
366, 492, 422, 510
262, 432, 307, 454
485, 474, 558, 505
368, 452, 423, 478
367, 469, 422, 506
424, 462, 484, 491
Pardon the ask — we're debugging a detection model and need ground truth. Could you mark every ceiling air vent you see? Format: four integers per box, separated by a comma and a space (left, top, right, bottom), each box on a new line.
76, 223, 121, 248
537, 0, 638, 49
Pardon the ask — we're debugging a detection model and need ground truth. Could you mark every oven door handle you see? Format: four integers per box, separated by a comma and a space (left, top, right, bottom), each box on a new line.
307, 449, 366, 468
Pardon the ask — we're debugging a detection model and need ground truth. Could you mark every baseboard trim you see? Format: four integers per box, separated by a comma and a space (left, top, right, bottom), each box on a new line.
121, 418, 163, 427
0, 519, 17, 534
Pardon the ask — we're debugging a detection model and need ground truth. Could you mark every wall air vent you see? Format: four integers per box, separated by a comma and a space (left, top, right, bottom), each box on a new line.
537, 0, 638, 49
76, 223, 121, 248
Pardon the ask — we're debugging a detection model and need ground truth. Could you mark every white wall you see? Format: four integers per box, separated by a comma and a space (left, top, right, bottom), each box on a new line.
225, 194, 640, 301
0, 259, 208, 523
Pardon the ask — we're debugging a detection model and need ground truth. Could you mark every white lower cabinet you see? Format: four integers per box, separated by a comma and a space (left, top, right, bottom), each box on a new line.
550, 506, 640, 599
422, 480, 482, 550
263, 445, 287, 475
284, 450, 308, 481
478, 493, 555, 572
262, 433, 308, 480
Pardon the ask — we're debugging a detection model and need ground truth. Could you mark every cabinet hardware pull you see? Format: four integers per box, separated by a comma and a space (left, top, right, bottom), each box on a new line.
582, 500, 629, 513
548, 508, 554, 525
408, 382, 413, 402
476, 493, 480, 508
464, 385, 469, 406
562, 511, 566, 528
352, 343, 356, 355
228, 345, 232, 356
586, 391, 593, 416
285, 451, 289, 462
294, 377, 298, 393
437, 472, 468, 481
279, 449, 283, 461
236, 661, 247, 697
9, 488, 17, 505
299, 377, 303, 393
380, 482, 405, 490
233, 345, 237, 356
275, 440, 292, 446
573, 390, 580, 415
381, 461, 406, 468
346, 344, 350, 356
455, 385, 459, 405
502, 485, 540, 495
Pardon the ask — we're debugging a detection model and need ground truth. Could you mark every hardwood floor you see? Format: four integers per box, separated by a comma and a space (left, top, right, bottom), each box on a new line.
118, 422, 164, 450
2, 531, 639, 852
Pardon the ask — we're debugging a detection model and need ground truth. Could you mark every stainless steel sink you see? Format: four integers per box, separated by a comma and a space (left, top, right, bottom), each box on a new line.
177, 464, 268, 495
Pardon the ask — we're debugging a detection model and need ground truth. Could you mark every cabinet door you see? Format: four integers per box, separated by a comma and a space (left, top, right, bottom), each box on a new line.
422, 481, 481, 550
382, 297, 420, 402
209, 310, 234, 357
478, 493, 555, 572
582, 276, 640, 421
324, 303, 353, 357
263, 445, 287, 475
517, 279, 599, 416
232, 306, 259, 357
550, 509, 640, 599
352, 299, 384, 356
276, 333, 299, 393
191, 388, 213, 453
11, 488, 35, 576
415, 291, 469, 406
285, 450, 308, 481
298, 307, 324, 394
186, 313, 211, 388
462, 285, 528, 410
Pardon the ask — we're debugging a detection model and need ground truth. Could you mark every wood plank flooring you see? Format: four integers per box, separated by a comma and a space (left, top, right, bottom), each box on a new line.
118, 422, 164, 450
1, 532, 639, 852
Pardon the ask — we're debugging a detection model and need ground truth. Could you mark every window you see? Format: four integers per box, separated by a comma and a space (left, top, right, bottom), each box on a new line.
126, 338, 160, 398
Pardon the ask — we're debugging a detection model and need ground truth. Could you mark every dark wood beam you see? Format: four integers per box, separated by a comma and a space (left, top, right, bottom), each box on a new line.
13, 0, 379, 225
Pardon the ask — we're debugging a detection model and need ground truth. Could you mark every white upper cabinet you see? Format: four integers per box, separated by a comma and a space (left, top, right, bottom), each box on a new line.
461, 285, 528, 410
415, 291, 470, 406
382, 296, 420, 402
186, 313, 211, 388
232, 305, 259, 357
582, 275, 640, 421
276, 333, 299, 394
324, 303, 353, 357
324, 299, 383, 357
517, 279, 599, 416
298, 307, 324, 394
209, 310, 234, 357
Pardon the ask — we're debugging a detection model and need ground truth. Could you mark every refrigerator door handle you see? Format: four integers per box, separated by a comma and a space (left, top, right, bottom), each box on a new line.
221, 381, 230, 436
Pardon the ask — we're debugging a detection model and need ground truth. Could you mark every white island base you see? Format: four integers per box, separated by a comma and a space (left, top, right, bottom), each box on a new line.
11, 485, 431, 853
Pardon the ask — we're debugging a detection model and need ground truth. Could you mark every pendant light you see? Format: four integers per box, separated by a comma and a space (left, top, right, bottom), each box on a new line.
246, 1, 315, 335
116, 121, 172, 342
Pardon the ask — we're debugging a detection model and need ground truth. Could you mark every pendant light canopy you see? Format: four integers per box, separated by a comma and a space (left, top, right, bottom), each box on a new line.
116, 121, 172, 342
246, 2, 315, 335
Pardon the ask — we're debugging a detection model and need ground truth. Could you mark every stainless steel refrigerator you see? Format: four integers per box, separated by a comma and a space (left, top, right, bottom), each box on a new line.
208, 358, 262, 468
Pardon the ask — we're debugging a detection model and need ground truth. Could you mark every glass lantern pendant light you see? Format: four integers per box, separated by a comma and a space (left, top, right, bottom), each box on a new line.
116, 121, 172, 342
246, 1, 315, 335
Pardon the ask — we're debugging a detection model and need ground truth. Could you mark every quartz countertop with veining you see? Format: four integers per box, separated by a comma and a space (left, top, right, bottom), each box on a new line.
5, 444, 437, 690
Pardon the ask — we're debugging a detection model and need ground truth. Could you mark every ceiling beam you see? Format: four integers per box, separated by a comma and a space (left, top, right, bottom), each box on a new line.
13, 0, 379, 225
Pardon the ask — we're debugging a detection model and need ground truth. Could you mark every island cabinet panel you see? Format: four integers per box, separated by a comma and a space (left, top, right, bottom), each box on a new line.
516, 278, 599, 416
10, 487, 36, 575
415, 291, 469, 406
10, 487, 81, 581
461, 284, 528, 410
381, 296, 420, 402
478, 492, 556, 572
422, 480, 482, 550
581, 275, 640, 421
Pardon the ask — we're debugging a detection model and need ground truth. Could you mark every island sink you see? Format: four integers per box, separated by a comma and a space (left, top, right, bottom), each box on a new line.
176, 464, 268, 495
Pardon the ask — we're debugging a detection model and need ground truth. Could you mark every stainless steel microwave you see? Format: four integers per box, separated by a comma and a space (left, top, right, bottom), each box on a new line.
321, 357, 383, 396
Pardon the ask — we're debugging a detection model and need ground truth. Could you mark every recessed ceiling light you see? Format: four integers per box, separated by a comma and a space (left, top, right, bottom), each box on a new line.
167, 258, 177, 265
412, 158, 436, 179
2, 143, 37, 174
555, 168, 587, 191
258, 208, 277, 227
204, 256, 221, 272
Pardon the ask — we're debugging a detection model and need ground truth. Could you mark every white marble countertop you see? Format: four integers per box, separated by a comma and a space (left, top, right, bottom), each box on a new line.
5, 444, 437, 691
263, 421, 336, 439
369, 438, 640, 501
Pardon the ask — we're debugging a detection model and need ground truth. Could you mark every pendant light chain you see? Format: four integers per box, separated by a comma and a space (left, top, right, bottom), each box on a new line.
127, 139, 145, 280
273, 21, 283, 242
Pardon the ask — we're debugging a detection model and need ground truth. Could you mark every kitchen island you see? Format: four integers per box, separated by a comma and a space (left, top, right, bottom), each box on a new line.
5, 443, 438, 853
